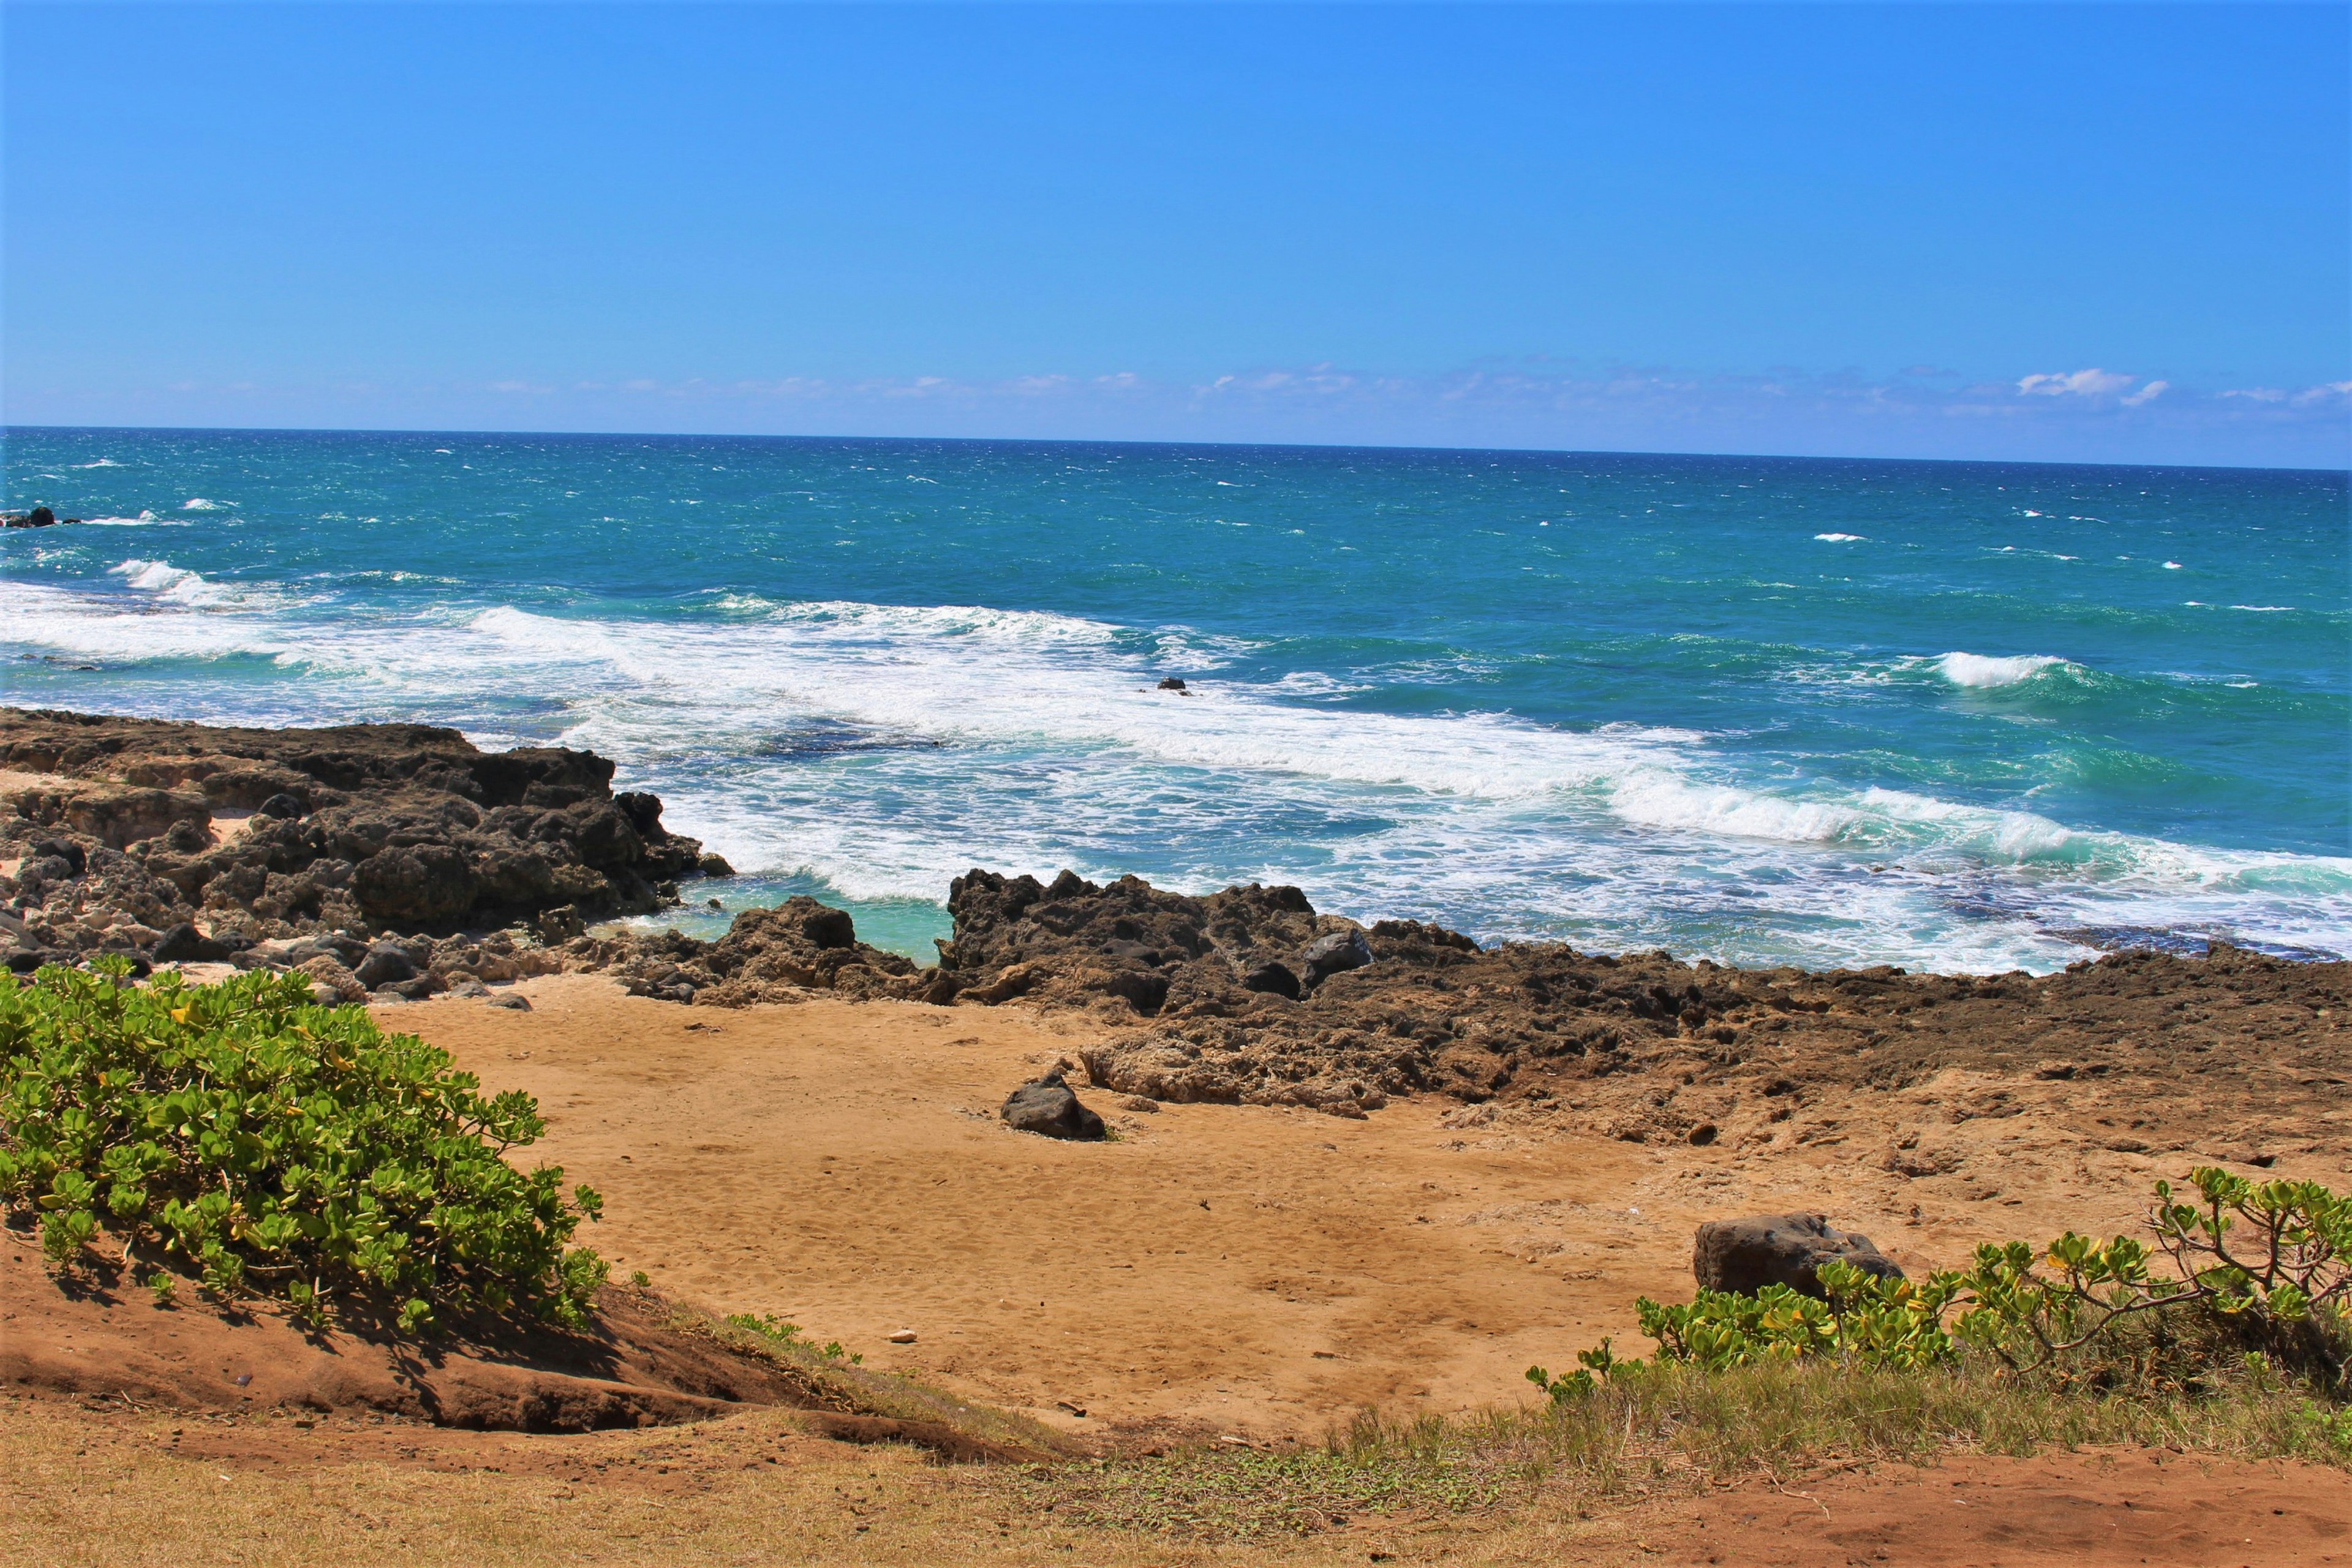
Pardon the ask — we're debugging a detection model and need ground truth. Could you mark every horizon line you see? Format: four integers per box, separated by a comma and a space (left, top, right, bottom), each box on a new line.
7, 421, 2345, 480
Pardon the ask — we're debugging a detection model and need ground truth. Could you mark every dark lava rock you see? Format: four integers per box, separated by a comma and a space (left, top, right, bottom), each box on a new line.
0, 707, 711, 946
1300, 929, 1374, 989
1156, 677, 1188, 692
353, 941, 420, 989
153, 922, 232, 964
1000, 1070, 1107, 1141
698, 852, 736, 877
3, 507, 58, 529
1692, 1213, 1904, 1299
1241, 960, 1301, 1000
31, 837, 85, 876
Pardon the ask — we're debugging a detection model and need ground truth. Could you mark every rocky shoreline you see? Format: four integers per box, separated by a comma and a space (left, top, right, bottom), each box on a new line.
6, 709, 2346, 1166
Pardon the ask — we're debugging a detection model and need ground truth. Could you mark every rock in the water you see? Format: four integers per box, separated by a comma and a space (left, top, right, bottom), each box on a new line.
152, 922, 231, 964
1692, 1213, 1904, 1298
353, 941, 419, 989
698, 851, 736, 878
1241, 960, 1301, 1000
1156, 677, 1187, 692
1000, 1069, 1107, 1140
1300, 929, 1373, 989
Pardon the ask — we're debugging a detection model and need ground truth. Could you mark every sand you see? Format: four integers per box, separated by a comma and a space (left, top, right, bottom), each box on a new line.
385, 974, 2332, 1442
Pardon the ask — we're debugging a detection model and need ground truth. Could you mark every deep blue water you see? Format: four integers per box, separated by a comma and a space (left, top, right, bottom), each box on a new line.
6, 426, 2347, 971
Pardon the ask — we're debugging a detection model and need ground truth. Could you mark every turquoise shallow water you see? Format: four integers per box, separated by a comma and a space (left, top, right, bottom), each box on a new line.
5, 427, 2347, 971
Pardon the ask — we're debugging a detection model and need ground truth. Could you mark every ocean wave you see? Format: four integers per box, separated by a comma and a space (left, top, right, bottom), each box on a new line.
181, 497, 232, 511
77, 513, 174, 527
5, 572, 2345, 971
1814, 532, 1866, 542
70, 458, 124, 469
1933, 651, 2070, 689
107, 556, 288, 611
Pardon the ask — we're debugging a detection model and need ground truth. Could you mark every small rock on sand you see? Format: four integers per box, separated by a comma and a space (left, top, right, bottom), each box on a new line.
1001, 1069, 1107, 1140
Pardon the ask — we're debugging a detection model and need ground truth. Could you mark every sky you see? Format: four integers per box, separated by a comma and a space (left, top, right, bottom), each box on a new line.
4, 2, 2347, 467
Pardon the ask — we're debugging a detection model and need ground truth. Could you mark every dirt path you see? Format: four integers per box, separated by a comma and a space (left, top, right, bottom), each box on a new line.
396, 976, 2207, 1442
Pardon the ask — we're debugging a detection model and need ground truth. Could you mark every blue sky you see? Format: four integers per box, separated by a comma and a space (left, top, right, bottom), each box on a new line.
5, 2, 2346, 466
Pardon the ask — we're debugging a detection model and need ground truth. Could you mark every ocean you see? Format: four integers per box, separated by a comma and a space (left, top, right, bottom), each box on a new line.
5, 427, 2346, 973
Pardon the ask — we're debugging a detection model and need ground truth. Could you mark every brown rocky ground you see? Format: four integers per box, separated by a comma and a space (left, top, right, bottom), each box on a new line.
6, 712, 2350, 1562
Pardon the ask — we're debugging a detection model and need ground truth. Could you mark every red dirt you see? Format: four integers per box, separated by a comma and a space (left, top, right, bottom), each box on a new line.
0, 1237, 817, 1431
1589, 1449, 2352, 1568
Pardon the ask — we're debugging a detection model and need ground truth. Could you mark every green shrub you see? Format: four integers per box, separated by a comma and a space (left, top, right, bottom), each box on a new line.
1530, 1169, 2350, 1404
0, 960, 606, 1334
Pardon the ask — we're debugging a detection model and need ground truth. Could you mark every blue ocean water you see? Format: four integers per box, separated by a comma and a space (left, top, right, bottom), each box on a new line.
4, 427, 2347, 972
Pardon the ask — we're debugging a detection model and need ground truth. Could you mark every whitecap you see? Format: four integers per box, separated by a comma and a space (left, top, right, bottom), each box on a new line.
181, 497, 232, 511
2163, 562, 2184, 570
1934, 652, 2068, 688
70, 458, 123, 469
1814, 532, 1865, 542
2228, 605, 2293, 613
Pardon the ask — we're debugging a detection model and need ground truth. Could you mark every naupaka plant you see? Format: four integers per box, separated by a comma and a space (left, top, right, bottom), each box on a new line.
0, 959, 606, 1335
1530, 1169, 2351, 1404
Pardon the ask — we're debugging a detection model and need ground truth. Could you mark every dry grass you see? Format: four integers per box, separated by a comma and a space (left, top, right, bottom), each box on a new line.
1011, 1357, 2352, 1541
8, 1359, 2346, 1567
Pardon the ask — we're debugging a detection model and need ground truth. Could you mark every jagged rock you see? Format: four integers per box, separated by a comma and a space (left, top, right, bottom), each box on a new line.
1301, 930, 1374, 989
353, 942, 418, 989
485, 991, 532, 1011
1156, 677, 1187, 692
0, 709, 712, 947
296, 955, 368, 1005
153, 923, 231, 964
697, 852, 736, 877
1242, 961, 1301, 1000
1000, 1070, 1107, 1140
1691, 1214, 1904, 1299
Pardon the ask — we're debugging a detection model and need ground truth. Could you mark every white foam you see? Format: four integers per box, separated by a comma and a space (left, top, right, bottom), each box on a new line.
105, 556, 282, 610
1934, 652, 2067, 689
181, 497, 231, 511
6, 571, 2346, 972
2229, 605, 2293, 613
77, 512, 169, 527
70, 458, 123, 469
1814, 532, 1866, 542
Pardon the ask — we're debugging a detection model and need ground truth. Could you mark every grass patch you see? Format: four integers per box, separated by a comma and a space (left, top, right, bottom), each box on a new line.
1020, 1357, 2352, 1540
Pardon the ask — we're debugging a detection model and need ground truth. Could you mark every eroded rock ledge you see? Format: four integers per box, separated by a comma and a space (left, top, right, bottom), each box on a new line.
7, 710, 2345, 1172
0, 707, 716, 971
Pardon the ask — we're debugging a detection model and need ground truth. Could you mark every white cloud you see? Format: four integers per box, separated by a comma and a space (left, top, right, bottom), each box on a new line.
2016, 369, 2136, 398
2291, 381, 2352, 406
2223, 388, 2288, 403
2120, 379, 2168, 407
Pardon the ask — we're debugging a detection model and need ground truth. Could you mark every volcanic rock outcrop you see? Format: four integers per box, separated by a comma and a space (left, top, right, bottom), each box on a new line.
0, 707, 712, 974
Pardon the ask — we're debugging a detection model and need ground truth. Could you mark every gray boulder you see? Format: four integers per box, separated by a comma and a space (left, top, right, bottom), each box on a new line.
1692, 1213, 1904, 1299
353, 941, 419, 989
153, 922, 231, 964
1300, 929, 1373, 989
1000, 1069, 1107, 1141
